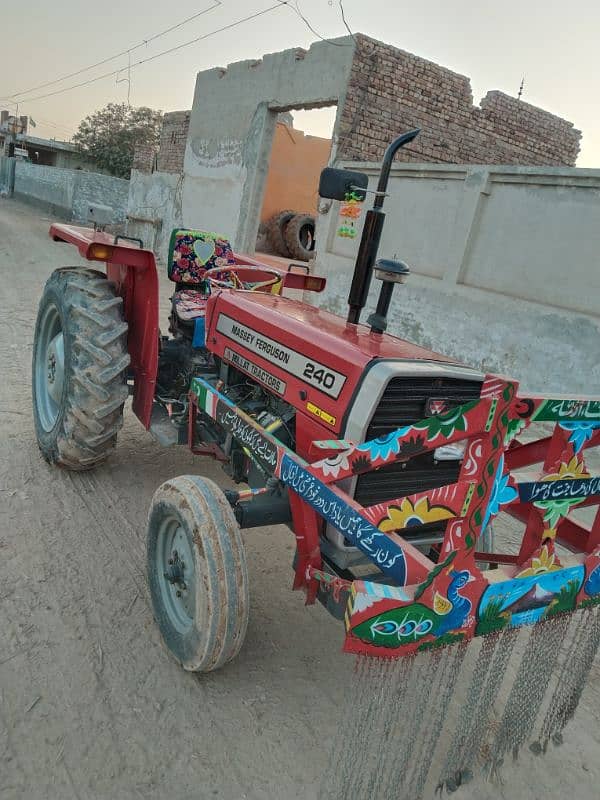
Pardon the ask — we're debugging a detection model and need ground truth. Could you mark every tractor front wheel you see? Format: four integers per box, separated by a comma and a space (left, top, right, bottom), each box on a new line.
147, 476, 249, 672
32, 268, 129, 470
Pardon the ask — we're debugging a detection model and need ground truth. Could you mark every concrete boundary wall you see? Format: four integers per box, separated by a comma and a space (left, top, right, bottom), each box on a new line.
126, 170, 183, 261
314, 162, 600, 394
13, 161, 129, 222
0, 156, 15, 192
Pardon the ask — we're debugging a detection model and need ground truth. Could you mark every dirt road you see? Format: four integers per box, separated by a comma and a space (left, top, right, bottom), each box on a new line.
0, 199, 598, 799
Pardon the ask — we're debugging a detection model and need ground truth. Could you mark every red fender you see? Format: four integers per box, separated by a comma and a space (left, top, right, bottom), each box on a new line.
49, 224, 159, 428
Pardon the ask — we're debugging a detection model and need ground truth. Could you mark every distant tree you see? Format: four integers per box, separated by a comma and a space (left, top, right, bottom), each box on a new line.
73, 103, 162, 178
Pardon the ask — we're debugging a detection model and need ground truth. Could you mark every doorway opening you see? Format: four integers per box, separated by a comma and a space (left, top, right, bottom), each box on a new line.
256, 105, 337, 265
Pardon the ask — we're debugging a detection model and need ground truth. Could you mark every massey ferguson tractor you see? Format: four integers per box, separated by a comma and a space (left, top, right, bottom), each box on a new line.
32, 130, 600, 681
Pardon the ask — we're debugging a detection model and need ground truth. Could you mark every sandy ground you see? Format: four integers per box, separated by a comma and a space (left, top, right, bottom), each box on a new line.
0, 198, 598, 800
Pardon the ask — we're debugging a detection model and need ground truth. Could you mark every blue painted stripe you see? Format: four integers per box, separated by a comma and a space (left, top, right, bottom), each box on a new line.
519, 476, 600, 504
279, 454, 407, 584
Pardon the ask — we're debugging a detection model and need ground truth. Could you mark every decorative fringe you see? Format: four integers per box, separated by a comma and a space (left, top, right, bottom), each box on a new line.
320, 609, 600, 800
485, 615, 570, 778
437, 629, 503, 792
405, 641, 468, 799
531, 605, 600, 755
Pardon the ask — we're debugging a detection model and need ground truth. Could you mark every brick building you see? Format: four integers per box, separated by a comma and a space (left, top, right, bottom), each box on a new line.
135, 35, 581, 177
133, 110, 190, 174
337, 35, 580, 166
127, 33, 585, 256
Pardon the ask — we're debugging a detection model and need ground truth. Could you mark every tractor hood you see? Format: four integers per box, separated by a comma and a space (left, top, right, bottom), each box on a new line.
205, 290, 480, 435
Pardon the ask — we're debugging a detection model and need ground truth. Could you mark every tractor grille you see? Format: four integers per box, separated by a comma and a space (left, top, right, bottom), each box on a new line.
354, 376, 482, 508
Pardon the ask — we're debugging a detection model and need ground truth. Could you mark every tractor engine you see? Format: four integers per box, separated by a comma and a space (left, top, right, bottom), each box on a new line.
156, 329, 296, 484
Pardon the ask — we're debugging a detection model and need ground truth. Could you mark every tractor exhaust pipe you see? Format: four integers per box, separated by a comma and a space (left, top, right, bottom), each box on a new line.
346, 129, 420, 326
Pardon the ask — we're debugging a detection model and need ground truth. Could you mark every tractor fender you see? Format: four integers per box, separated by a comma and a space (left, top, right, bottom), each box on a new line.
48, 223, 160, 429
106, 260, 159, 429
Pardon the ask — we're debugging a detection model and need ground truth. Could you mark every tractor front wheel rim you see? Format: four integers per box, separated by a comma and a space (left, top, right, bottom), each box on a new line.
35, 303, 65, 431
156, 515, 196, 634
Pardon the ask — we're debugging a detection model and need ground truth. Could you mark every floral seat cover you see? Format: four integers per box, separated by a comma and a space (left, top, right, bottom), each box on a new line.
168, 229, 236, 284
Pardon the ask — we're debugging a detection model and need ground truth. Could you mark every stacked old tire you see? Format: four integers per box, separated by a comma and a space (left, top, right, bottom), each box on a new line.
266, 210, 315, 262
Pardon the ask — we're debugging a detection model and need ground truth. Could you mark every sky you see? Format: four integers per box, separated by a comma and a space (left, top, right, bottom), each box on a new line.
0, 0, 598, 166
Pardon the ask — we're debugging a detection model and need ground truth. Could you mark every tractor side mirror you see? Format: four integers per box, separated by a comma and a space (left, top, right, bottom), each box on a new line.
318, 167, 368, 202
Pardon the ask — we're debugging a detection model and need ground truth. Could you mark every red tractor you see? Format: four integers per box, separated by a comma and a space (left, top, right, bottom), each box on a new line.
30, 131, 499, 671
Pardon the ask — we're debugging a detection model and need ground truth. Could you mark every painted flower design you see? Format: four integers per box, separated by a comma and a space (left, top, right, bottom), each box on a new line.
320, 452, 350, 478
536, 497, 586, 531
414, 401, 477, 442
357, 428, 409, 462
351, 454, 371, 474
504, 417, 526, 446
378, 496, 454, 532
559, 421, 600, 454
481, 455, 518, 532
517, 545, 561, 578
398, 435, 426, 457
544, 455, 589, 481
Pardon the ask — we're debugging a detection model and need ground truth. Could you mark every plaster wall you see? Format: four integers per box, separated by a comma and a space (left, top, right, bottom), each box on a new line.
14, 161, 74, 216
260, 123, 331, 221
12, 161, 129, 221
126, 170, 183, 262
183, 38, 355, 251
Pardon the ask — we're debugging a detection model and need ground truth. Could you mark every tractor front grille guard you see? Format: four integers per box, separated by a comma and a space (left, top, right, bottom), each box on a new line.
189, 375, 600, 658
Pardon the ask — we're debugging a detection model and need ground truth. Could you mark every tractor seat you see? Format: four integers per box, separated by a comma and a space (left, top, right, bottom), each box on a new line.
168, 228, 237, 284
172, 288, 209, 321
168, 228, 236, 333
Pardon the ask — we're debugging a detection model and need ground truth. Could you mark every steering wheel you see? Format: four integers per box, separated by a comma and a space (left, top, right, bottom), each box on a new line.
204, 265, 283, 292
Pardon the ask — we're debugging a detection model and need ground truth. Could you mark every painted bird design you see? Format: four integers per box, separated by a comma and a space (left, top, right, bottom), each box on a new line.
353, 569, 474, 648
433, 569, 473, 636
584, 563, 600, 597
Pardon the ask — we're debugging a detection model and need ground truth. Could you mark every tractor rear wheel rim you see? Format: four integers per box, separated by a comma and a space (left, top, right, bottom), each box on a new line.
156, 515, 196, 634
35, 303, 65, 431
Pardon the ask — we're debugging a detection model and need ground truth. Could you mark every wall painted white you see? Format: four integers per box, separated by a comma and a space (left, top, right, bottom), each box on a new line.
314, 162, 600, 394
12, 161, 129, 222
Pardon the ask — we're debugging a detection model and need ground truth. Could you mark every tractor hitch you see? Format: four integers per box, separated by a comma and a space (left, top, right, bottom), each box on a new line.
224, 483, 292, 529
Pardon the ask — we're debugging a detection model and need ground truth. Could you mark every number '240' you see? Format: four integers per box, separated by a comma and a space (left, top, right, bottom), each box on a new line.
303, 363, 335, 390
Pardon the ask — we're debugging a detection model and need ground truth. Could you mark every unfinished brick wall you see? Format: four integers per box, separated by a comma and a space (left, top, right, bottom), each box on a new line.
131, 144, 157, 174
337, 35, 581, 166
156, 111, 190, 174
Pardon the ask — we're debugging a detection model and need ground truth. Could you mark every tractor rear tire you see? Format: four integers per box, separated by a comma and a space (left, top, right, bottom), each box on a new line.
284, 214, 316, 262
147, 476, 249, 672
266, 210, 295, 257
32, 268, 129, 470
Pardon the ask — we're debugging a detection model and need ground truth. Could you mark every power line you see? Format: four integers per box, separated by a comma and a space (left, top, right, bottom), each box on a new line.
7, 1, 222, 100
276, 1, 352, 46
34, 117, 78, 137
10, 5, 286, 105
338, 0, 357, 43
